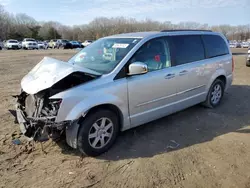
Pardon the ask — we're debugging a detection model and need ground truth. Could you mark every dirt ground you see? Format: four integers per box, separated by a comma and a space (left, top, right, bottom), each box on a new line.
0, 48, 250, 188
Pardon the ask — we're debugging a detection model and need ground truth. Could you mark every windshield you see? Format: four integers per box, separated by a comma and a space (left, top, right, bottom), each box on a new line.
9, 40, 18, 43
68, 38, 141, 74
62, 40, 68, 43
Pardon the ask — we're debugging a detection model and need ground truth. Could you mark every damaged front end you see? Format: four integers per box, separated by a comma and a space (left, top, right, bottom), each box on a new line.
16, 91, 69, 142
14, 57, 100, 142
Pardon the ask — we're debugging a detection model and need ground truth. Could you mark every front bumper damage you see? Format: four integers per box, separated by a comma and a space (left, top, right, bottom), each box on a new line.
15, 92, 71, 142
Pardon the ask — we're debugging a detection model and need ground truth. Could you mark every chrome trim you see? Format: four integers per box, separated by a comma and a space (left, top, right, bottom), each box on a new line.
132, 92, 206, 118
136, 84, 205, 107
176, 85, 205, 95
136, 93, 176, 107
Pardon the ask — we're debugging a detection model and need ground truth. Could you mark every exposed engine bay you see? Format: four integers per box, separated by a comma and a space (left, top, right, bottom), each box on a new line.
15, 71, 97, 142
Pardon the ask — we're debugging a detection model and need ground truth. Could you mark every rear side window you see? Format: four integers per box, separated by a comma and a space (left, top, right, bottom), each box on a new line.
171, 35, 205, 66
202, 35, 229, 58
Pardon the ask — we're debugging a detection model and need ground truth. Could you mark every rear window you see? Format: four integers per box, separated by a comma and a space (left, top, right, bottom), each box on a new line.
202, 35, 229, 58
171, 35, 205, 65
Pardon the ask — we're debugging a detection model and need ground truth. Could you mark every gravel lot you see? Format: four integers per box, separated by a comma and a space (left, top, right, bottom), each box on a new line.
0, 48, 250, 188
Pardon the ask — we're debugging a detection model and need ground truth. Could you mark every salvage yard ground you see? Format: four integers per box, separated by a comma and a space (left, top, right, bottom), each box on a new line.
0, 48, 250, 188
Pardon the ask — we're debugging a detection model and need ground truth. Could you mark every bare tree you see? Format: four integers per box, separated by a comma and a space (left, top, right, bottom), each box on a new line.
0, 3, 249, 42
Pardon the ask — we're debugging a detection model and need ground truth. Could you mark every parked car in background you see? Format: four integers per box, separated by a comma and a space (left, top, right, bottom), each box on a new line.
246, 48, 250, 67
82, 40, 93, 47
0, 40, 3, 50
78, 41, 84, 48
57, 39, 72, 49
22, 38, 38, 50
5, 39, 20, 50
242, 42, 249, 48
37, 41, 46, 49
229, 42, 236, 48
235, 42, 242, 48
43, 40, 49, 49
18, 41, 22, 49
48, 39, 59, 48
70, 41, 81, 48
15, 30, 233, 156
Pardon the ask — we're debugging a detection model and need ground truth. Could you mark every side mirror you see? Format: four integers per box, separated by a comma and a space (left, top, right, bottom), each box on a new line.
127, 62, 148, 76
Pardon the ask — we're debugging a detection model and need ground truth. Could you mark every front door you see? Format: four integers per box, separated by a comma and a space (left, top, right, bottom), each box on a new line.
127, 37, 178, 127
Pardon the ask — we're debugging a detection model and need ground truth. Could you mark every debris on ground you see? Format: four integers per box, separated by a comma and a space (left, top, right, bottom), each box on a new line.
12, 138, 21, 145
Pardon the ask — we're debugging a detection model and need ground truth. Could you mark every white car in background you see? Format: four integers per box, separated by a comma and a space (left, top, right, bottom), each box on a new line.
22, 38, 38, 50
242, 42, 249, 48
229, 43, 236, 48
82, 40, 93, 47
37, 41, 46, 49
5, 39, 20, 50
246, 47, 250, 66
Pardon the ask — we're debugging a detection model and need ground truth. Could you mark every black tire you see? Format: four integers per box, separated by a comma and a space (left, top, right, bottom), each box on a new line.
246, 61, 250, 67
77, 109, 119, 156
203, 79, 225, 108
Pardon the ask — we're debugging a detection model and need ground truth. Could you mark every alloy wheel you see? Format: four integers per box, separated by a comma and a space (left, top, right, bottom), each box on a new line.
88, 117, 114, 149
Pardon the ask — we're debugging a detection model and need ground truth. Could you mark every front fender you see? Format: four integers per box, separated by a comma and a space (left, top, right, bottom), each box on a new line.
64, 94, 125, 121
61, 94, 128, 149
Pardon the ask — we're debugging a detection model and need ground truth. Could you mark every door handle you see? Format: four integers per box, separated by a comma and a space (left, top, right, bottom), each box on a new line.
179, 70, 188, 76
165, 73, 175, 79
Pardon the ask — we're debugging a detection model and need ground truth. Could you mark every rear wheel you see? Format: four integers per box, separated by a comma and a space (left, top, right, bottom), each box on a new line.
203, 79, 225, 108
77, 109, 119, 156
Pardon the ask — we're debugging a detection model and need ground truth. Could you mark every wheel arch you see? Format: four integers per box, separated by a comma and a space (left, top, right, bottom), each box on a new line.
206, 69, 227, 92
78, 103, 124, 131
66, 103, 124, 149
216, 75, 226, 87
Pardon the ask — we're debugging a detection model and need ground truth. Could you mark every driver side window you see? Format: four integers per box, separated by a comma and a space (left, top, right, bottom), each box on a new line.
131, 38, 171, 72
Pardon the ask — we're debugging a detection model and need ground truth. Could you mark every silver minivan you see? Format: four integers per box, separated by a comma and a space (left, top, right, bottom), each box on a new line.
16, 30, 233, 156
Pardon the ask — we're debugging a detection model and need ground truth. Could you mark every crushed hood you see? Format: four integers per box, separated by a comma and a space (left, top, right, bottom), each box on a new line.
21, 57, 101, 94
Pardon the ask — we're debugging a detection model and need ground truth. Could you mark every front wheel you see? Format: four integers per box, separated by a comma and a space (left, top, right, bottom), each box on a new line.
77, 109, 119, 156
203, 79, 225, 108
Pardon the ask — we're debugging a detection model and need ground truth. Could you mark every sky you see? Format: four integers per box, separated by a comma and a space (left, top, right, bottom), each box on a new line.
0, 0, 249, 26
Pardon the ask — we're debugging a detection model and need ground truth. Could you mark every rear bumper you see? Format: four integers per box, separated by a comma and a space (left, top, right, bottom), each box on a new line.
25, 45, 38, 49
226, 74, 233, 91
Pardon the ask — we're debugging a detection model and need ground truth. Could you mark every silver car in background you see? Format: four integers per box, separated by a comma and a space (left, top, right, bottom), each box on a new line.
246, 47, 250, 67
15, 30, 233, 156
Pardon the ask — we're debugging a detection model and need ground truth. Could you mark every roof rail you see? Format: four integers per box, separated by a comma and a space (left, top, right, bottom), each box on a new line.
160, 29, 212, 32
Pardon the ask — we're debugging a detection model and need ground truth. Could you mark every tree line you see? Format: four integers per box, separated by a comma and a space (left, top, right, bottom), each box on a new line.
0, 4, 249, 42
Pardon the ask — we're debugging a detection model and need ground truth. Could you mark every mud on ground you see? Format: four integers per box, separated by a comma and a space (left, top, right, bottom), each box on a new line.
0, 48, 250, 188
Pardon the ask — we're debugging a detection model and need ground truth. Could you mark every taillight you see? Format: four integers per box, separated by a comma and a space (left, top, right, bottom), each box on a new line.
232, 57, 234, 72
